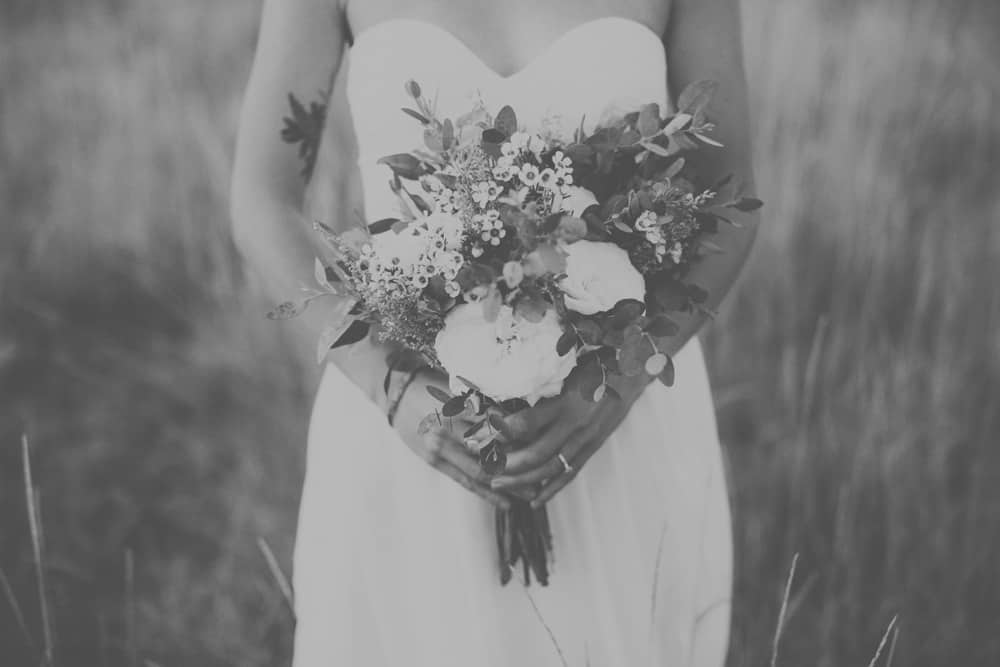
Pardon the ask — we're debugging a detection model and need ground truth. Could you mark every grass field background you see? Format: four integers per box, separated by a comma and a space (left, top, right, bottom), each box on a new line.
1, 0, 998, 665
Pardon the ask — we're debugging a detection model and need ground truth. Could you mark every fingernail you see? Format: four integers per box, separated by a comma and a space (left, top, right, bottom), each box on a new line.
490, 478, 509, 489
529, 500, 541, 509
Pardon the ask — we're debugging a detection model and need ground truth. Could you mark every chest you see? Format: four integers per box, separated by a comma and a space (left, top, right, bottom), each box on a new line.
343, 0, 671, 79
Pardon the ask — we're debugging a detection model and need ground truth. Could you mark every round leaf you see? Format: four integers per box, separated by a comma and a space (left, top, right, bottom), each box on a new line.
644, 353, 668, 376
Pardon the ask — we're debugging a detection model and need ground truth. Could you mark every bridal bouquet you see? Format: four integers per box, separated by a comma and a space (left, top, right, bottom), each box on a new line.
276, 80, 760, 585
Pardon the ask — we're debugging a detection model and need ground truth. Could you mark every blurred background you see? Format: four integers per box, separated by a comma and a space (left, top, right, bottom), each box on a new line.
1, 0, 998, 665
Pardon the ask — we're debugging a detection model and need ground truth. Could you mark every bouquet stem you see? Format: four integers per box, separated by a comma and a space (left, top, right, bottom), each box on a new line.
496, 499, 552, 586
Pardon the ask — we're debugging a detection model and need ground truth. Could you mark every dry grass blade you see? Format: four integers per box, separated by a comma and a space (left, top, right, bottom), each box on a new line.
256, 537, 295, 618
0, 564, 38, 658
770, 553, 799, 667
523, 586, 569, 667
125, 548, 138, 667
885, 623, 900, 667
867, 615, 899, 667
22, 434, 54, 667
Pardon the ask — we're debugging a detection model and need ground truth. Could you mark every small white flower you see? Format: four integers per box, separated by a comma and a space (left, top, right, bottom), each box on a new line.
538, 168, 558, 190
509, 132, 531, 152
528, 134, 547, 156
422, 211, 465, 250
552, 150, 572, 170
445, 281, 462, 297
471, 181, 500, 207
669, 242, 683, 264
520, 164, 541, 186
493, 164, 515, 182
635, 210, 659, 232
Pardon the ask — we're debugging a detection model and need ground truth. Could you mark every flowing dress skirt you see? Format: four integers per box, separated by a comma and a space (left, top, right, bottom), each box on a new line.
292, 338, 732, 667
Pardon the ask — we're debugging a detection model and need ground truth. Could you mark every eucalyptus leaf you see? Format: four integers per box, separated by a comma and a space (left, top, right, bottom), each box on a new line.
677, 80, 718, 116
442, 119, 455, 150
644, 315, 680, 338
401, 107, 430, 125
575, 319, 604, 345
662, 112, 693, 136
663, 157, 686, 180
619, 337, 654, 378
576, 356, 604, 400
479, 440, 508, 476
367, 217, 399, 235
377, 153, 424, 180
556, 330, 577, 357
426, 385, 452, 403
658, 355, 676, 386
481, 128, 506, 144
637, 103, 661, 138
693, 132, 724, 148
330, 319, 370, 350
442, 395, 467, 418
494, 106, 518, 138
729, 197, 764, 212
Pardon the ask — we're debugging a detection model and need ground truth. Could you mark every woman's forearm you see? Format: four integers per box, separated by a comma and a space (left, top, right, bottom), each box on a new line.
232, 196, 392, 406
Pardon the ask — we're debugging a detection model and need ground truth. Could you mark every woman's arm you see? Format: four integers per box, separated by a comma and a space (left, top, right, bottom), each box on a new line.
230, 0, 388, 403
661, 0, 760, 355
490, 0, 760, 502
229, 1, 509, 506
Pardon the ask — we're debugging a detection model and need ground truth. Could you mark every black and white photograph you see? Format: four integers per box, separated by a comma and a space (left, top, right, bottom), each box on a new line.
1, 0, 998, 665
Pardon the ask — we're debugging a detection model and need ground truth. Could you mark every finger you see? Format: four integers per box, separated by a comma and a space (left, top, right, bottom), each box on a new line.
503, 419, 579, 475
531, 438, 600, 507
490, 436, 585, 489
420, 426, 511, 510
497, 399, 563, 442
434, 458, 512, 510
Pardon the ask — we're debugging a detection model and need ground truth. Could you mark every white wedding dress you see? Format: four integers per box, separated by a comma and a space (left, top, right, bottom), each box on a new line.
293, 17, 732, 667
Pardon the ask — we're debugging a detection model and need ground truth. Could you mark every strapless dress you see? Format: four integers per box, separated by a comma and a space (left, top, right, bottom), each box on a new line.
293, 17, 732, 667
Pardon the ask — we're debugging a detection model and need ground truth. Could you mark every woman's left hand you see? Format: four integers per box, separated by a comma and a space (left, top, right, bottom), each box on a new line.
489, 373, 652, 507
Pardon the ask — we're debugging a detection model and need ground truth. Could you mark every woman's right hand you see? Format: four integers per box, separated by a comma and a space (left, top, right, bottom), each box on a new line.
390, 370, 512, 511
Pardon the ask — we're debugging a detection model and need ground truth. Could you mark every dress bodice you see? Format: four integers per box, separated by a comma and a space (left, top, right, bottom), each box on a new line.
344, 17, 670, 220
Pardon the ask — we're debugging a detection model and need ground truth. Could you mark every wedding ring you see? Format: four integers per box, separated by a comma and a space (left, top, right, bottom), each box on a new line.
557, 453, 574, 475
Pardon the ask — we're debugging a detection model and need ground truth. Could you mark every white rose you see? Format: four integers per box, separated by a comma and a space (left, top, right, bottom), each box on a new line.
434, 304, 576, 405
559, 240, 646, 315
560, 186, 599, 217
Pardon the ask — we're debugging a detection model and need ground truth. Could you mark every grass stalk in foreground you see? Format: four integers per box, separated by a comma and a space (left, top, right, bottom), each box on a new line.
23, 434, 55, 666
769, 553, 798, 667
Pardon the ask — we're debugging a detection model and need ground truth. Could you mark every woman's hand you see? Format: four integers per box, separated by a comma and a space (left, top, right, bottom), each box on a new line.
489, 374, 652, 507
390, 369, 512, 511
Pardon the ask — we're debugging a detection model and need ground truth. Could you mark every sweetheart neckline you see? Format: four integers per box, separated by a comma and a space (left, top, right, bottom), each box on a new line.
349, 16, 664, 82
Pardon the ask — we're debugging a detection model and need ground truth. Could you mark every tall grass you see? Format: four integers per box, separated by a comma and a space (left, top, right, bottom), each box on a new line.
1, 0, 998, 665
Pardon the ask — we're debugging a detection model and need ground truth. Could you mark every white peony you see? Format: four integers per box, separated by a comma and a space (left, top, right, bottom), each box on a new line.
560, 185, 599, 217
434, 304, 576, 405
559, 240, 646, 315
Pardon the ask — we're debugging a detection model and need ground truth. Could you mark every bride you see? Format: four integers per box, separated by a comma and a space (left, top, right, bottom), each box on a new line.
230, 0, 758, 665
